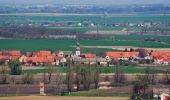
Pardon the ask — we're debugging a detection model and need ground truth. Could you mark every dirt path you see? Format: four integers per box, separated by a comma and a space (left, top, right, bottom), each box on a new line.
0, 96, 129, 100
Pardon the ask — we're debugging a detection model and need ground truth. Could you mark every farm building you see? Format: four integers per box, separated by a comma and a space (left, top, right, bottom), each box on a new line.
0, 50, 22, 63
105, 52, 138, 60
152, 52, 170, 65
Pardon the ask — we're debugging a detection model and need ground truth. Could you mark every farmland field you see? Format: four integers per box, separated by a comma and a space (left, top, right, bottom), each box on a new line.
1, 14, 170, 24
0, 14, 170, 32
0, 34, 170, 52
22, 66, 170, 74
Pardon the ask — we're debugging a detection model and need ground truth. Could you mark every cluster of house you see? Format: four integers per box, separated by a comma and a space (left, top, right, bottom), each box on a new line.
0, 49, 170, 66
106, 51, 170, 65
0, 50, 97, 66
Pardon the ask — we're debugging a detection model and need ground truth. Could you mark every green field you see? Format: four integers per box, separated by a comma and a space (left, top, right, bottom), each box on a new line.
64, 92, 130, 97
22, 66, 170, 74
0, 34, 170, 53
1, 14, 170, 31
1, 14, 169, 24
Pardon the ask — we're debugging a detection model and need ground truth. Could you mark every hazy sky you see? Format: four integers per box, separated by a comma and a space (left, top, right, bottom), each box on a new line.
0, 0, 170, 5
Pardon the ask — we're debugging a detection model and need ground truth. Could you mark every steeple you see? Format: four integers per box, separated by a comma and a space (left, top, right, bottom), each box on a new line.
76, 42, 81, 56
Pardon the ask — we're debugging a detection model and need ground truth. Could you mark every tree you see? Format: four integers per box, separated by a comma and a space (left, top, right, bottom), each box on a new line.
22, 73, 34, 84
76, 61, 81, 91
130, 48, 134, 52
138, 49, 149, 58
130, 75, 150, 100
46, 65, 55, 84
94, 62, 100, 89
124, 48, 128, 52
8, 60, 22, 75
87, 61, 91, 89
114, 60, 120, 83
66, 56, 73, 93
0, 65, 8, 84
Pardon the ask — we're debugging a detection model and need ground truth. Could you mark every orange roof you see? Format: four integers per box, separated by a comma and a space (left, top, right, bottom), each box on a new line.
106, 52, 138, 58
26, 52, 33, 57
23, 57, 32, 63
83, 54, 96, 58
0, 55, 9, 60
38, 51, 51, 57
24, 56, 54, 63
10, 50, 21, 56
152, 52, 170, 59
11, 56, 20, 60
1, 50, 10, 55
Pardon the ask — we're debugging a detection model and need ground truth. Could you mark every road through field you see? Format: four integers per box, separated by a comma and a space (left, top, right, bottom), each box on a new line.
0, 96, 129, 100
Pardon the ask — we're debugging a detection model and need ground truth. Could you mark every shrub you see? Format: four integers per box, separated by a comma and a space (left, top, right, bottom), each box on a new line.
8, 60, 22, 75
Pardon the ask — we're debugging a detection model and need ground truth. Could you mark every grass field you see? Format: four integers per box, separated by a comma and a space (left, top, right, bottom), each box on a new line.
1, 14, 169, 24
64, 92, 130, 97
0, 34, 170, 52
22, 66, 170, 74
1, 14, 170, 31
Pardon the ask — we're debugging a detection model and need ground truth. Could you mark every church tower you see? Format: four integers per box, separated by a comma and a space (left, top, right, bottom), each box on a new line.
75, 42, 81, 56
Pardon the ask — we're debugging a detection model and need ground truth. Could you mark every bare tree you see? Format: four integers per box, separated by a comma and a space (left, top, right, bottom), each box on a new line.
87, 61, 91, 89
94, 61, 100, 89
46, 64, 55, 84
66, 56, 73, 93
76, 61, 81, 91
0, 65, 8, 84
54, 68, 65, 95
114, 60, 120, 83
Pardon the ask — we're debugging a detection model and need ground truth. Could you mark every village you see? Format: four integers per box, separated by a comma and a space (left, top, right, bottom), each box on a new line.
0, 42, 170, 66
0, 42, 170, 100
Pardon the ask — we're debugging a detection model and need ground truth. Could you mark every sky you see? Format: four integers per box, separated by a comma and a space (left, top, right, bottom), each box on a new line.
0, 0, 170, 5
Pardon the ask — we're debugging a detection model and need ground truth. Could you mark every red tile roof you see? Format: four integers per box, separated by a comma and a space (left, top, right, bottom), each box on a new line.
11, 56, 20, 60
83, 54, 96, 58
38, 51, 51, 57
152, 52, 170, 59
24, 56, 54, 63
26, 52, 33, 57
10, 50, 21, 56
106, 52, 138, 58
0, 55, 9, 60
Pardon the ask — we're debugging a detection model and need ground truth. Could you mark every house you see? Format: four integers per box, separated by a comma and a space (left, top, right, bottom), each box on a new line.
38, 51, 51, 57
0, 50, 21, 62
152, 52, 170, 64
56, 51, 64, 57
26, 52, 33, 57
81, 53, 96, 58
23, 56, 55, 66
153, 88, 170, 100
105, 52, 138, 60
